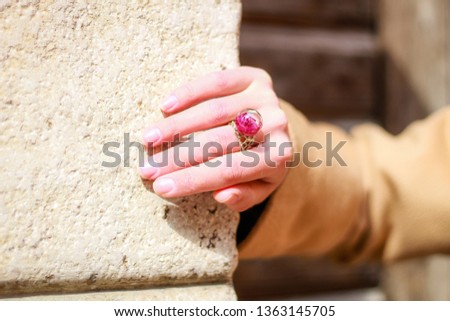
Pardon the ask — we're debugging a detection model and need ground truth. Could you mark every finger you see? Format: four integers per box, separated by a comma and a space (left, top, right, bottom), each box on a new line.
143, 91, 258, 147
160, 67, 272, 113
213, 181, 276, 212
139, 106, 287, 180
139, 125, 239, 180
140, 122, 265, 180
151, 143, 288, 198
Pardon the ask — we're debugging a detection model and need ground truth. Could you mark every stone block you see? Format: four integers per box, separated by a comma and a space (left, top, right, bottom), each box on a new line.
0, 0, 240, 298
4, 283, 237, 301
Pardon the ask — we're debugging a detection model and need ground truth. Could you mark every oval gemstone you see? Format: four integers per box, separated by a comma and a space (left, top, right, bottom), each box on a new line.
235, 109, 263, 136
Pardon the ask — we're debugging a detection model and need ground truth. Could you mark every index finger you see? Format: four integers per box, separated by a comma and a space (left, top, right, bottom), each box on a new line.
160, 67, 271, 114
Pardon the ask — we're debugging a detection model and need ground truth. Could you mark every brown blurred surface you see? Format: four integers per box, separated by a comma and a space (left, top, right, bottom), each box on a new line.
241, 0, 375, 30
234, 257, 380, 301
240, 0, 380, 122
241, 25, 379, 119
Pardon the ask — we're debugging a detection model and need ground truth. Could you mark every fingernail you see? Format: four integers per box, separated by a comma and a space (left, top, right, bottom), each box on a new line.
161, 95, 178, 112
138, 163, 158, 180
144, 128, 162, 144
153, 177, 175, 195
216, 191, 239, 204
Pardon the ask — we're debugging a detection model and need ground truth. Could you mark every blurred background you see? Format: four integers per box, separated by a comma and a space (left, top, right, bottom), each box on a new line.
233, 0, 450, 300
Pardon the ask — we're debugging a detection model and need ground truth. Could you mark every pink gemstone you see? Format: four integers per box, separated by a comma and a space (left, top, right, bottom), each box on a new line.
235, 109, 262, 136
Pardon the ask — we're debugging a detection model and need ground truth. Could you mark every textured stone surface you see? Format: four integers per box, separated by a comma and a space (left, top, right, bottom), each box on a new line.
0, 0, 240, 297
4, 283, 237, 301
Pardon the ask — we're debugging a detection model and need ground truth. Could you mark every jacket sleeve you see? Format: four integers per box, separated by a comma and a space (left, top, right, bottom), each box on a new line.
238, 100, 450, 263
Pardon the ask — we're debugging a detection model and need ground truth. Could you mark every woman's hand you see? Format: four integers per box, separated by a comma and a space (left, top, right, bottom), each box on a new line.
139, 67, 293, 212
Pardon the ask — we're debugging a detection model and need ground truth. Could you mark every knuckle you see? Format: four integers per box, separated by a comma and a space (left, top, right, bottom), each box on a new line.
242, 66, 273, 87
165, 116, 180, 135
263, 90, 279, 106
281, 146, 294, 164
255, 69, 273, 87
274, 141, 294, 166
211, 130, 231, 151
272, 109, 289, 130
203, 132, 226, 159
181, 171, 197, 195
247, 81, 278, 105
208, 99, 228, 124
180, 82, 196, 101
221, 163, 245, 184
211, 71, 229, 91
284, 144, 294, 160
185, 139, 203, 165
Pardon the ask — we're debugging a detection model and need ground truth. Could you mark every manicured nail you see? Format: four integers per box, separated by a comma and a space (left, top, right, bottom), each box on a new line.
216, 191, 239, 204
161, 95, 178, 112
138, 163, 158, 180
144, 128, 162, 144
153, 177, 175, 195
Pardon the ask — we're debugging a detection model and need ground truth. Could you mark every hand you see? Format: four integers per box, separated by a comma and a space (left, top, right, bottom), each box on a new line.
139, 67, 293, 212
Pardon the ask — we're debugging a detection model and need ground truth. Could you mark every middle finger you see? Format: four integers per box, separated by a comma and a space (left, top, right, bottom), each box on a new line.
142, 91, 259, 147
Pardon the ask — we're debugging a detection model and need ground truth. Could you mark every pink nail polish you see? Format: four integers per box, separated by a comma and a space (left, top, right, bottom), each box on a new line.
216, 191, 239, 204
144, 128, 162, 144
161, 95, 178, 112
153, 178, 175, 195
138, 163, 158, 180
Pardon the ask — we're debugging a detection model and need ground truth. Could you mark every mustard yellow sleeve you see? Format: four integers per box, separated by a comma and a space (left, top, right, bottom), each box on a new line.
238, 100, 450, 263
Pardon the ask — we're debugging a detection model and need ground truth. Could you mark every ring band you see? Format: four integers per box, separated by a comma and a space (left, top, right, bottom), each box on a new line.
229, 109, 263, 151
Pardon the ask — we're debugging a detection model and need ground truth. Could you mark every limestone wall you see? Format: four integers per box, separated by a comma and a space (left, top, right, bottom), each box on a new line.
0, 0, 241, 300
